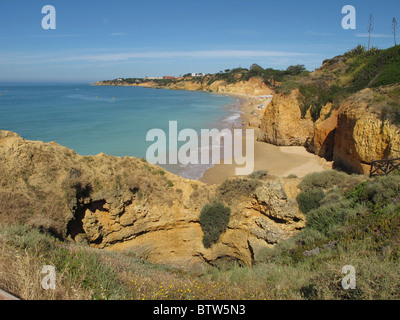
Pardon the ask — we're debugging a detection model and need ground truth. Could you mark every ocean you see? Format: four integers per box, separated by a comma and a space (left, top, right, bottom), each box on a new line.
0, 84, 241, 180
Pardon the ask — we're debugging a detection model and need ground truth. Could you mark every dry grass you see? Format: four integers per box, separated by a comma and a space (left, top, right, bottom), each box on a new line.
0, 224, 307, 300
2, 222, 400, 300
0, 232, 91, 300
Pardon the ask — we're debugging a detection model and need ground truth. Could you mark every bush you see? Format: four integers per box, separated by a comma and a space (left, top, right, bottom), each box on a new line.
217, 178, 260, 204
199, 202, 231, 248
381, 103, 400, 126
248, 170, 268, 180
344, 44, 367, 58
298, 82, 331, 121
305, 201, 355, 235
298, 171, 360, 193
346, 175, 400, 210
296, 188, 325, 214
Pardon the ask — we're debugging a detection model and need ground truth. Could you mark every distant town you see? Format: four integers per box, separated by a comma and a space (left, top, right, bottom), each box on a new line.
112, 73, 206, 82
142, 73, 206, 81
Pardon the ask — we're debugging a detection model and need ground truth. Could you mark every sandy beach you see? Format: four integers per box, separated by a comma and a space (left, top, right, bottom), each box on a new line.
199, 94, 332, 184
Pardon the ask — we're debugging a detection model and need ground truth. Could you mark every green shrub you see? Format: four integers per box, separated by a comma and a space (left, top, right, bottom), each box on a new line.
217, 178, 260, 203
199, 202, 231, 248
298, 170, 360, 193
248, 170, 268, 180
305, 201, 355, 235
347, 175, 400, 209
298, 82, 336, 121
346, 180, 368, 203
381, 103, 400, 126
296, 188, 325, 214
344, 45, 367, 58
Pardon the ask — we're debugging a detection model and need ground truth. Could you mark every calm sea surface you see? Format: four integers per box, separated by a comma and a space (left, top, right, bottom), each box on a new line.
0, 85, 240, 179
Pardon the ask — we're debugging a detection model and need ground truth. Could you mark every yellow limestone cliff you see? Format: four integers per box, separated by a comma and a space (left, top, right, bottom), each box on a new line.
165, 77, 274, 96
256, 87, 400, 174
0, 130, 305, 271
333, 89, 400, 173
258, 89, 314, 146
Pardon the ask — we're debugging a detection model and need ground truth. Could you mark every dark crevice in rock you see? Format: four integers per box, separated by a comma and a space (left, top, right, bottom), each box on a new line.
66, 199, 107, 242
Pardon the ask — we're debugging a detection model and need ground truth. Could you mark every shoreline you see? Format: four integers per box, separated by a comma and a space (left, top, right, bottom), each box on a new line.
91, 84, 333, 183
199, 93, 333, 184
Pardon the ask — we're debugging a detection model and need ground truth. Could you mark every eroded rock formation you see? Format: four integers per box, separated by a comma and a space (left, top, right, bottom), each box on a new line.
0, 130, 304, 271
257, 87, 400, 174
258, 89, 314, 146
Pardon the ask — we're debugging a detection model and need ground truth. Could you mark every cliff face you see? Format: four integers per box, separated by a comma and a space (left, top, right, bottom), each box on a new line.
307, 104, 338, 160
165, 77, 274, 96
256, 86, 400, 174
258, 89, 314, 146
210, 77, 274, 96
333, 90, 400, 173
0, 130, 304, 270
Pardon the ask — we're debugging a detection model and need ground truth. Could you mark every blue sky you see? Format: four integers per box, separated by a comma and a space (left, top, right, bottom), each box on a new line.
0, 0, 399, 83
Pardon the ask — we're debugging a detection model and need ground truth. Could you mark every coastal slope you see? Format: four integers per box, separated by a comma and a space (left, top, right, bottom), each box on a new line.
0, 130, 304, 270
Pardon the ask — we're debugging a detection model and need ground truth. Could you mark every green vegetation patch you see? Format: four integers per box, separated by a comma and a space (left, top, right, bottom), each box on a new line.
296, 188, 325, 214
257, 171, 400, 299
217, 178, 260, 204
199, 202, 231, 248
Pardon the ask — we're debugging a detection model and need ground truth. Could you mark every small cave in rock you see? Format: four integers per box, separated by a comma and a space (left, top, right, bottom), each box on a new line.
319, 129, 336, 161
66, 199, 107, 245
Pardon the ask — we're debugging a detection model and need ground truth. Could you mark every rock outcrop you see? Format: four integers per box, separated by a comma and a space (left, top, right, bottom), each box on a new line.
0, 130, 304, 271
307, 103, 338, 160
333, 90, 400, 174
211, 77, 274, 96
164, 76, 274, 97
258, 89, 314, 146
256, 87, 400, 174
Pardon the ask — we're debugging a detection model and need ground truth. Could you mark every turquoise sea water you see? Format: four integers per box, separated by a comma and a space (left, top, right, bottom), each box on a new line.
0, 85, 240, 179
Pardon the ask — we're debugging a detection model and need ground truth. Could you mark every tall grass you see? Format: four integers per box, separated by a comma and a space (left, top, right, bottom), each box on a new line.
0, 224, 128, 300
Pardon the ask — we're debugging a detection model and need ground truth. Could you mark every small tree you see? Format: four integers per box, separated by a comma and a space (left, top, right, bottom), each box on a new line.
393, 18, 398, 46
249, 63, 264, 76
286, 65, 306, 76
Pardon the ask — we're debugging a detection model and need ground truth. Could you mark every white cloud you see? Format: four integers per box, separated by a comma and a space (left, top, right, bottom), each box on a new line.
355, 33, 392, 38
45, 50, 311, 63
